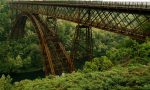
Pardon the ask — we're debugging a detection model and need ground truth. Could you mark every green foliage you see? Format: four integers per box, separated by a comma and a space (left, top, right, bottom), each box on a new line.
0, 64, 149, 90
83, 56, 113, 72
107, 47, 133, 64
23, 56, 32, 69
0, 0, 10, 41
93, 30, 125, 57
143, 21, 150, 32
9, 64, 150, 90
0, 1, 150, 90
0, 0, 44, 74
0, 38, 43, 73
9, 55, 23, 72
0, 75, 12, 90
58, 20, 75, 50
107, 39, 150, 65
135, 41, 150, 64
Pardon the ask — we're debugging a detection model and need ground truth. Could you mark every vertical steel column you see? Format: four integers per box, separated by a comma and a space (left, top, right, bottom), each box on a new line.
85, 26, 93, 60
86, 9, 93, 60
71, 25, 80, 61
71, 8, 93, 62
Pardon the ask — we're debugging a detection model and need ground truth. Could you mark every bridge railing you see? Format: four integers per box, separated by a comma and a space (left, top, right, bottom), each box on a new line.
9, 1, 150, 9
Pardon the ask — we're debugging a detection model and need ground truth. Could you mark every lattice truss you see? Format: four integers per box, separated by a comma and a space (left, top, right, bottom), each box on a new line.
9, 1, 150, 75
10, 11, 74, 75
10, 2, 150, 40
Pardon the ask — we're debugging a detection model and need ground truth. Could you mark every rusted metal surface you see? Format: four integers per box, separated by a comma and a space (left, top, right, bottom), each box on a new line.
9, 1, 150, 75
36, 15, 75, 75
71, 25, 93, 62
9, 1, 150, 40
11, 13, 74, 75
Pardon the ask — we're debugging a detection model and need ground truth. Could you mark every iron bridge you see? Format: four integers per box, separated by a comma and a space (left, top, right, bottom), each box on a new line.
9, 1, 150, 75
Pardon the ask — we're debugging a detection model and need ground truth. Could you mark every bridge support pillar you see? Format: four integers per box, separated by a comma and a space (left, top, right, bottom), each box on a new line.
71, 25, 93, 62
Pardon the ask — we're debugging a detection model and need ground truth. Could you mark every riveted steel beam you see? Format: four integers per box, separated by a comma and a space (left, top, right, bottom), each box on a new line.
9, 1, 150, 41
11, 13, 74, 75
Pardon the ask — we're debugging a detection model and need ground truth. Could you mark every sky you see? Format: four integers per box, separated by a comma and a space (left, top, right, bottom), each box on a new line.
87, 0, 150, 2
9, 0, 150, 2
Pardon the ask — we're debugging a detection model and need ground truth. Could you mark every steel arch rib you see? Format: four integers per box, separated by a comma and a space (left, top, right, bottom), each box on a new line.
11, 12, 55, 75
11, 12, 74, 75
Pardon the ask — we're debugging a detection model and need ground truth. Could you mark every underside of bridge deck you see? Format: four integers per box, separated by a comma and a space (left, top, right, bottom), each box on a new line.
9, 1, 150, 75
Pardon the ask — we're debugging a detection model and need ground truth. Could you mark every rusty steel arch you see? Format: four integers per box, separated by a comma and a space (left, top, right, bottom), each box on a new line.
11, 12, 74, 75
9, 1, 150, 75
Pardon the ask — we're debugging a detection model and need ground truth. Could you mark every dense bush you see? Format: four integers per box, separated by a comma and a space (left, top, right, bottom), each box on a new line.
0, 63, 149, 90
135, 41, 150, 64
0, 75, 12, 90
107, 40, 150, 65
0, 1, 150, 90
83, 56, 113, 72
9, 64, 150, 90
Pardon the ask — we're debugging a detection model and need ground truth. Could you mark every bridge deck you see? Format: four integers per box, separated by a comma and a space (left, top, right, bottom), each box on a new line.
10, 1, 150, 40
10, 1, 150, 12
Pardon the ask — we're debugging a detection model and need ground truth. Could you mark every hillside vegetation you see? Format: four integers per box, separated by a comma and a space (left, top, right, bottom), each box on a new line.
0, 0, 150, 90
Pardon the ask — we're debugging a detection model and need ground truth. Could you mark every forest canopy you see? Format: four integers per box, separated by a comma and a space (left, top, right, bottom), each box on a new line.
0, 0, 150, 90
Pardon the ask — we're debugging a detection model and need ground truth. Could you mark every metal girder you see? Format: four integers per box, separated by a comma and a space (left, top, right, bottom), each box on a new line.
9, 1, 150, 41
37, 15, 74, 75
11, 13, 74, 75
9, 1, 150, 75
71, 25, 93, 61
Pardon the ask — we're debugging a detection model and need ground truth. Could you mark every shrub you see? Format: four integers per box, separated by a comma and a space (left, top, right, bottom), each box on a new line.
0, 75, 12, 90
83, 56, 113, 72
12, 64, 150, 90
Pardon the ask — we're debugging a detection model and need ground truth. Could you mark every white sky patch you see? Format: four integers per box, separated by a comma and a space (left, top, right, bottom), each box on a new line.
90, 0, 150, 2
